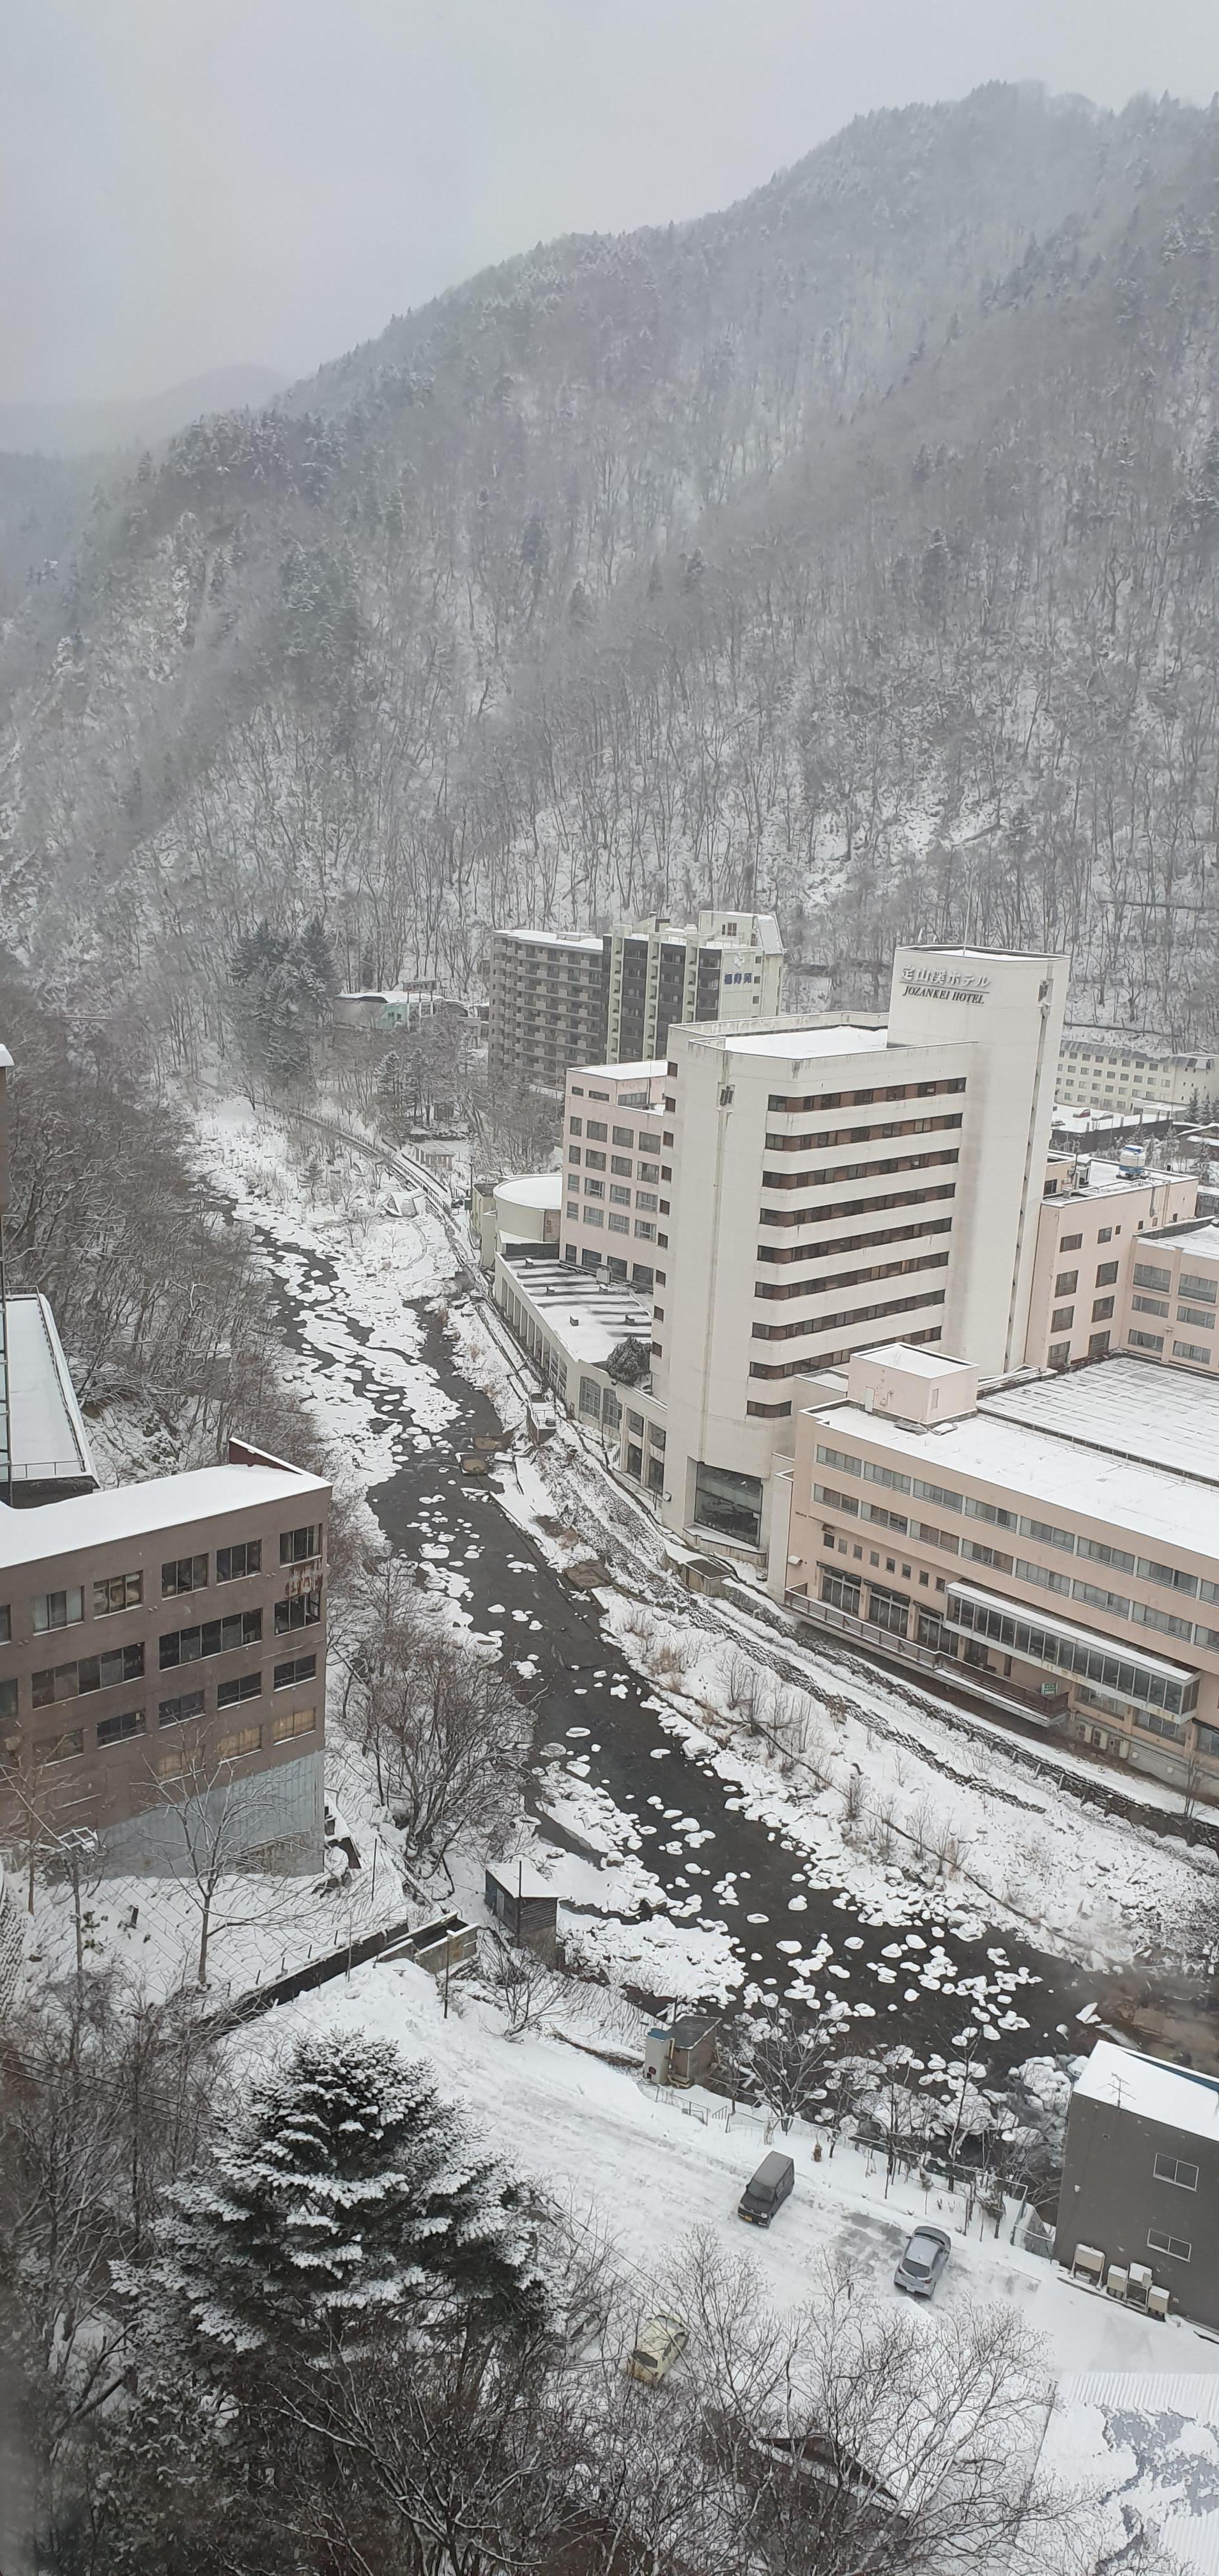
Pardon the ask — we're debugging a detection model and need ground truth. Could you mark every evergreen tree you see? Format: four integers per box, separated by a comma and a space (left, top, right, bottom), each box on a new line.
146, 2030, 545, 2380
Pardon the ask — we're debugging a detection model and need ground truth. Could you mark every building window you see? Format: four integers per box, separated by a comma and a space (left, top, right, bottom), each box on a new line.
0, 1606, 8, 1644
273, 1705, 316, 1742
1179, 1272, 1217, 1304
93, 1572, 142, 1616
162, 1555, 208, 1597
32, 1588, 84, 1633
217, 1724, 262, 1762
33, 1645, 144, 1705
820, 1567, 862, 1616
636, 1190, 658, 1212
1174, 1342, 1212, 1365
1147, 2227, 1191, 2262
693, 1461, 763, 1548
275, 1591, 321, 1634
1088, 1330, 1111, 1356
1153, 2152, 1199, 2191
585, 1150, 606, 1172
1131, 1294, 1169, 1318
585, 1178, 605, 1200
586, 1121, 608, 1141
1133, 1262, 1172, 1294
608, 1213, 629, 1233
584, 1206, 604, 1227
1051, 1306, 1075, 1331
625, 1443, 643, 1478
273, 1653, 316, 1691
1055, 1270, 1078, 1295
217, 1542, 262, 1583
1177, 1307, 1215, 1331
1128, 1329, 1165, 1353
279, 1526, 321, 1567
160, 1613, 262, 1669
216, 1673, 263, 1708
36, 1728, 84, 1764
1097, 1227, 1112, 1244
1091, 1297, 1114, 1322
1095, 1261, 1119, 1287
1061, 1234, 1083, 1251
868, 1584, 910, 1635
567, 1146, 581, 1165
611, 1153, 632, 1176
634, 1219, 656, 1241
1048, 1342, 1071, 1367
579, 1377, 601, 1419
158, 1690, 204, 1727
96, 1707, 145, 1747
609, 1184, 631, 1206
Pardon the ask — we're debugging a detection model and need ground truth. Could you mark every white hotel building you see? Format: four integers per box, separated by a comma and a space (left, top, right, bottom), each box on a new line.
619, 946, 1068, 1558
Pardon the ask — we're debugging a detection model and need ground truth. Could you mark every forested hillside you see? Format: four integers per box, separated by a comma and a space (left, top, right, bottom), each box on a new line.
5, 81, 1219, 1051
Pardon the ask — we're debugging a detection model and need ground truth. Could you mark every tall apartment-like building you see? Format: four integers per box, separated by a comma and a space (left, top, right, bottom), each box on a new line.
603, 913, 785, 1064
0, 1446, 330, 1872
1056, 1034, 1218, 1116
1023, 1157, 1199, 1371
618, 946, 1068, 1559
559, 1060, 668, 1285
487, 912, 786, 1094
487, 931, 608, 1093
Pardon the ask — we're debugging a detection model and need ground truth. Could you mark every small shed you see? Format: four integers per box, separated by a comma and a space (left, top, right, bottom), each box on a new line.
641, 2012, 719, 2089
484, 1862, 560, 1961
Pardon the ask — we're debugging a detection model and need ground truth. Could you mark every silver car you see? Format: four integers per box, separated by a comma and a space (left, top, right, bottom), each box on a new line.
894, 2225, 951, 2297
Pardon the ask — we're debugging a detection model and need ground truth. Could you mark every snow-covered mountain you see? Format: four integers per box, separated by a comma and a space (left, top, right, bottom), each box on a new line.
5, 84, 1219, 1043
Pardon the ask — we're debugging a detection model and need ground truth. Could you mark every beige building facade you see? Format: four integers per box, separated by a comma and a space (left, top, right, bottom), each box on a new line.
622, 946, 1068, 1560
1023, 1159, 1199, 1370
0, 1449, 330, 1872
560, 1060, 668, 1287
1057, 1034, 1218, 1117
776, 1343, 1219, 1791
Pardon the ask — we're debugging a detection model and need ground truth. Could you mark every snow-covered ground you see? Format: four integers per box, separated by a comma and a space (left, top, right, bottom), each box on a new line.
263, 1954, 1219, 2368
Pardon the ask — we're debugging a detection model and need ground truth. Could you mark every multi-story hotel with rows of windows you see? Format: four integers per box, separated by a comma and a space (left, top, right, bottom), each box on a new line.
772, 1341, 1219, 1792
615, 945, 1069, 1560
0, 1448, 330, 1870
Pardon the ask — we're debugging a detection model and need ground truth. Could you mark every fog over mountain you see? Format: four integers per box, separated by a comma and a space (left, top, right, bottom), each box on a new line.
5, 82, 1219, 1047
0, 367, 286, 460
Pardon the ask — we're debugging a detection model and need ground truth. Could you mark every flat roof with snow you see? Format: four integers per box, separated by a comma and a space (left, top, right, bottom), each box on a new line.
1073, 2041, 1219, 2142
494, 1172, 563, 1209
3, 1294, 95, 1486
813, 1364, 1219, 1561
497, 1256, 652, 1372
567, 1061, 666, 1084
984, 1356, 1219, 1486
0, 1460, 329, 1572
689, 1022, 891, 1062
1146, 1220, 1219, 1261
856, 1343, 973, 1380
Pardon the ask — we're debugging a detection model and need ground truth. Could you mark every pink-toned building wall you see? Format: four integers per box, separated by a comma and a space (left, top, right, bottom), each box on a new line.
560, 1061, 668, 1284
1024, 1163, 1198, 1369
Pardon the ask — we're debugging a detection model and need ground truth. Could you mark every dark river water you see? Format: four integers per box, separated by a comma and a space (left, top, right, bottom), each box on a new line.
266, 1232, 1101, 2075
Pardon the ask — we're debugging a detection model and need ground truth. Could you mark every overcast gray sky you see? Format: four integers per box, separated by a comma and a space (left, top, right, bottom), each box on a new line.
3, 0, 1215, 405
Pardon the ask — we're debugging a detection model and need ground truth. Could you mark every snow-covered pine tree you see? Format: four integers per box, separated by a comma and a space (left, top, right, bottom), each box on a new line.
146, 2028, 546, 2380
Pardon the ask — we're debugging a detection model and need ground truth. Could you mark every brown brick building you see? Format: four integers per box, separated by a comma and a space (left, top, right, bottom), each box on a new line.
0, 1447, 329, 1873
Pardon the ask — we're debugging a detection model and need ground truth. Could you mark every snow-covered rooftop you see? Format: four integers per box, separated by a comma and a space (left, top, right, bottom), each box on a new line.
567, 1061, 666, 1085
499, 1257, 652, 1372
1147, 1220, 1219, 1262
814, 1360, 1219, 1560
494, 1172, 563, 1210
856, 1342, 973, 1381
712, 1023, 891, 1062
4, 1294, 95, 1485
0, 1460, 329, 1572
1073, 2041, 1219, 2142
985, 1356, 1219, 1487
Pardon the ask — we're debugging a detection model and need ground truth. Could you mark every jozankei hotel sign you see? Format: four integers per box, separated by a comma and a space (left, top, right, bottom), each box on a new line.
900, 969, 992, 1006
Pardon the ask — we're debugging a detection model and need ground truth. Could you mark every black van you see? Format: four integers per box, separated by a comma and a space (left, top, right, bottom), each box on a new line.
737, 2151, 795, 2227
